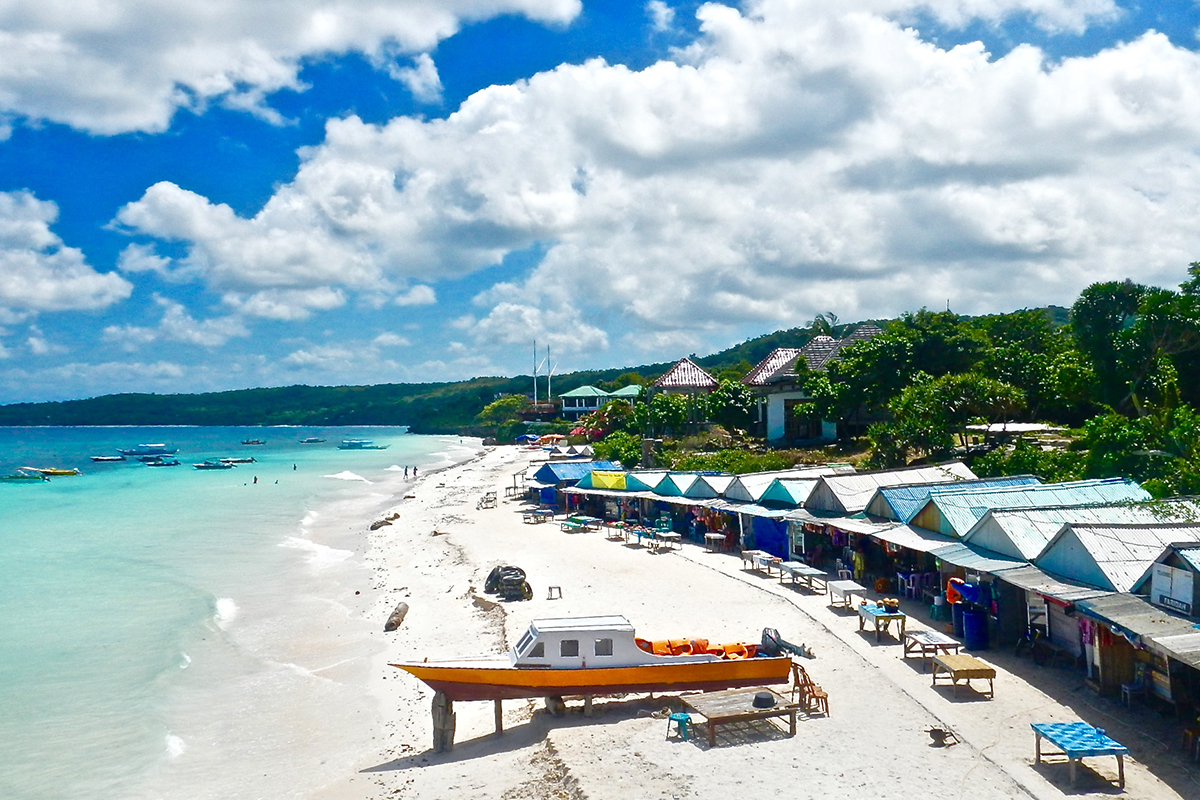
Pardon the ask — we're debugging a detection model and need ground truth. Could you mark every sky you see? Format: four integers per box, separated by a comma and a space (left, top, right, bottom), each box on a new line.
4, 0, 1200, 403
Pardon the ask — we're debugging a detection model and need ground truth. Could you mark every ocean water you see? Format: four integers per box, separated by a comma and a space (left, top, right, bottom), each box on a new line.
0, 427, 483, 800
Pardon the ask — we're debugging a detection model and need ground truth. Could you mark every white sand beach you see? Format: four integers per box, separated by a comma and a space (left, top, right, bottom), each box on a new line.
312, 446, 1194, 800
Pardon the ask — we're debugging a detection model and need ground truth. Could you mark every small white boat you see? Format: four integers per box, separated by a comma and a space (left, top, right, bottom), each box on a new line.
219, 457, 256, 464
338, 439, 389, 450
193, 460, 235, 470
90, 455, 126, 462
118, 444, 178, 456
299, 437, 326, 444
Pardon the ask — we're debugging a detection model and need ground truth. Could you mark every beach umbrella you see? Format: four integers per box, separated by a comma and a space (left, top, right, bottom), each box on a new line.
541, 434, 566, 442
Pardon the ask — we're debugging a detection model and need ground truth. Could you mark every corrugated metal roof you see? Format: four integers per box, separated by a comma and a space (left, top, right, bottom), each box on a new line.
1037, 522, 1200, 592
723, 465, 854, 503
1076, 594, 1200, 653
912, 478, 1151, 538
1179, 545, 1200, 573
867, 475, 1042, 522
759, 478, 819, 507
559, 385, 610, 398
963, 499, 1200, 562
609, 385, 644, 397
1149, 632, 1200, 671
929, 542, 1027, 573
741, 348, 804, 387
531, 460, 620, 484
994, 565, 1111, 604
653, 358, 718, 389
806, 462, 977, 514
685, 474, 735, 499
654, 473, 707, 497
872, 524, 958, 553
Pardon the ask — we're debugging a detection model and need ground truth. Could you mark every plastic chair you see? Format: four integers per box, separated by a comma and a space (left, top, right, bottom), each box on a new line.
904, 573, 922, 600
1122, 664, 1148, 707
666, 712, 692, 741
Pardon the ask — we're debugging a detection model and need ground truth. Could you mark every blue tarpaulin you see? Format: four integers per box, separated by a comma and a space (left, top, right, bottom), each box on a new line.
753, 517, 789, 559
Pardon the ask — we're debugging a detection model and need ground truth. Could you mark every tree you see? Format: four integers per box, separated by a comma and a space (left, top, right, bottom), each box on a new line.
880, 372, 1026, 462
700, 379, 756, 431
1070, 279, 1148, 411
474, 395, 527, 427
592, 430, 643, 468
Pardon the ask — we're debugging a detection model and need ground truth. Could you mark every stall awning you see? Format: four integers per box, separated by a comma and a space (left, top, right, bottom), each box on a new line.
929, 542, 1026, 573
871, 524, 957, 554
992, 565, 1110, 605
1150, 632, 1200, 671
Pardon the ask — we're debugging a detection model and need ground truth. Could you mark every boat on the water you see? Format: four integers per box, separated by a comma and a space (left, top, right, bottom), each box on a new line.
338, 439, 389, 450
144, 456, 181, 467
117, 444, 178, 457
299, 437, 326, 444
2, 469, 50, 482
391, 615, 792, 702
219, 457, 256, 464
89, 455, 126, 462
193, 459, 235, 470
241, 439, 266, 446
22, 466, 81, 476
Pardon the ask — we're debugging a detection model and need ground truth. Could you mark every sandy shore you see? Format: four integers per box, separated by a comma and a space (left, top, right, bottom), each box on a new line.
312, 446, 1193, 800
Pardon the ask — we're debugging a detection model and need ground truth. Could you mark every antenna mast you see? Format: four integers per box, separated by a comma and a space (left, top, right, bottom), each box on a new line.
532, 340, 538, 406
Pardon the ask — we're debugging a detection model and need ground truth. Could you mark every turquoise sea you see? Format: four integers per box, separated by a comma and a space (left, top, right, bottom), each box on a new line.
0, 427, 483, 800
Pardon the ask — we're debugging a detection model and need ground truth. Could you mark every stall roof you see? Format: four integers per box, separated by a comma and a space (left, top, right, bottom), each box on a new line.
531, 460, 620, 485
866, 475, 1042, 522
962, 500, 1200, 562
871, 524, 958, 553
575, 470, 656, 492
1149, 632, 1200, 671
911, 478, 1151, 538
928, 541, 1026, 573
654, 472, 705, 497
758, 478, 820, 508
689, 474, 736, 499
722, 464, 854, 503
1076, 594, 1200, 652
993, 565, 1111, 604
805, 462, 977, 515
1037, 522, 1200, 592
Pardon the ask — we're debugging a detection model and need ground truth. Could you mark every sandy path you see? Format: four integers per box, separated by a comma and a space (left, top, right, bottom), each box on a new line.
313, 447, 1191, 800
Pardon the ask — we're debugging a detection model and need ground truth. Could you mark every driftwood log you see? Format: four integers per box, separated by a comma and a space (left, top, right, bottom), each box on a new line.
383, 601, 409, 632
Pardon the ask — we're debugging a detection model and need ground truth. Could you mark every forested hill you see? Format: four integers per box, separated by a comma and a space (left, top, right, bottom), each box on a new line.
0, 307, 1068, 432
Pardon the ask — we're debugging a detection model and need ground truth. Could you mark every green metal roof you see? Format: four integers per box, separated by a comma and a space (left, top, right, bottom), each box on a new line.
559, 385, 611, 398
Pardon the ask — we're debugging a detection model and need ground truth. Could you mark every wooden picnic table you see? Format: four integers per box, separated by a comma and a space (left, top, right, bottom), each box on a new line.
683, 687, 799, 747
932, 654, 995, 698
857, 602, 906, 642
903, 629, 962, 671
1031, 722, 1127, 789
827, 579, 868, 609
778, 562, 828, 593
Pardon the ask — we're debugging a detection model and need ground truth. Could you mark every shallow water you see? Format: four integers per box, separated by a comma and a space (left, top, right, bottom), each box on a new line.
0, 427, 482, 799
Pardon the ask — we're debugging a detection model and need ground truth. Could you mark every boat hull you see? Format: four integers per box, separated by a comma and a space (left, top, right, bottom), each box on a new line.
393, 657, 792, 702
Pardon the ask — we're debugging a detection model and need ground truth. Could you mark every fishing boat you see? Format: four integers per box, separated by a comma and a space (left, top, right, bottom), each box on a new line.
337, 439, 389, 450
2, 469, 50, 482
144, 456, 181, 467
22, 466, 81, 476
299, 437, 326, 444
193, 459, 235, 470
117, 444, 178, 457
219, 457, 256, 464
241, 439, 266, 446
89, 455, 126, 462
391, 615, 792, 702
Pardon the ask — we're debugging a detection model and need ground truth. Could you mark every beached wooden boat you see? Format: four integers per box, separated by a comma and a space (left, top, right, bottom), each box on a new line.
392, 615, 791, 702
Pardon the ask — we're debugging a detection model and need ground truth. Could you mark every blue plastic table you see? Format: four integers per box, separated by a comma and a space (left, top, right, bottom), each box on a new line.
1031, 722, 1127, 788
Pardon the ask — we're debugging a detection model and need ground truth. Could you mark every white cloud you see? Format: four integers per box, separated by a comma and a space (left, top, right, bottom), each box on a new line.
0, 1, 583, 135
102, 323, 158, 352
394, 285, 437, 306
391, 53, 443, 104
0, 190, 132, 317
26, 326, 66, 356
117, 243, 172, 275
100, 295, 248, 350
222, 287, 347, 320
373, 332, 410, 347
117, 0, 1200, 367
646, 1, 675, 32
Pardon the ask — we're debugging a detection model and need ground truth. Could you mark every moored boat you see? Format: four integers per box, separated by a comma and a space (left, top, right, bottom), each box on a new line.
241, 439, 266, 446
337, 439, 389, 450
193, 459, 235, 470
143, 456, 181, 467
391, 615, 791, 702
117, 444, 178, 457
299, 437, 326, 444
219, 457, 256, 464
22, 466, 81, 476
2, 469, 50, 482
89, 455, 127, 462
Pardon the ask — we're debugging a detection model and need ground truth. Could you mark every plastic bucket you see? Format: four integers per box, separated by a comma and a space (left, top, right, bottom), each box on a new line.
952, 602, 965, 637
962, 608, 989, 651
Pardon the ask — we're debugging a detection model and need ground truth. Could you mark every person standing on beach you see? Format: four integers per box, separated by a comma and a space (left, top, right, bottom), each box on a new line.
404, 466, 409, 477
413, 466, 418, 477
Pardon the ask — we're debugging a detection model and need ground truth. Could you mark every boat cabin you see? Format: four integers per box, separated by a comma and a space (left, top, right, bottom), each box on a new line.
511, 615, 714, 668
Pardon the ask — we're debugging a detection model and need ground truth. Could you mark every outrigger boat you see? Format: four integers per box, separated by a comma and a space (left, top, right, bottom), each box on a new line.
241, 439, 266, 446
193, 459, 235, 470
2, 469, 50, 482
338, 439, 389, 450
118, 444, 178, 457
220, 456, 256, 464
391, 615, 792, 702
21, 466, 80, 476
299, 437, 326, 444
89, 455, 126, 462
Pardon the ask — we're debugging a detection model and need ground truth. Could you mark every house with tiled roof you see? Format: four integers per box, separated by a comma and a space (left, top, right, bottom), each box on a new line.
741, 324, 882, 442
653, 357, 718, 394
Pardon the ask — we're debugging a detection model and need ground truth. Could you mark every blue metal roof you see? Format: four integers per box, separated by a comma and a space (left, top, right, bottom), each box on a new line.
870, 475, 1041, 522
532, 460, 620, 484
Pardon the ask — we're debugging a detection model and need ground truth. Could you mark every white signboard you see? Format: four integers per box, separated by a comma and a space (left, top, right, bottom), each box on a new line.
1150, 564, 1193, 615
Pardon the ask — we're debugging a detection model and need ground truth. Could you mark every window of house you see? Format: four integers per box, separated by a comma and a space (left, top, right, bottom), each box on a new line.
594, 638, 613, 657
560, 639, 579, 657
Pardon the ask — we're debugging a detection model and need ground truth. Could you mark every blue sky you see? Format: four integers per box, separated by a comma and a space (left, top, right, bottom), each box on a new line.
3, 0, 1200, 402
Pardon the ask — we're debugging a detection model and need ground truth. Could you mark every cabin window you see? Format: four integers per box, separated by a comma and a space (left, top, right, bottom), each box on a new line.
594, 638, 613, 657
516, 631, 534, 654
528, 642, 544, 658
560, 639, 580, 658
